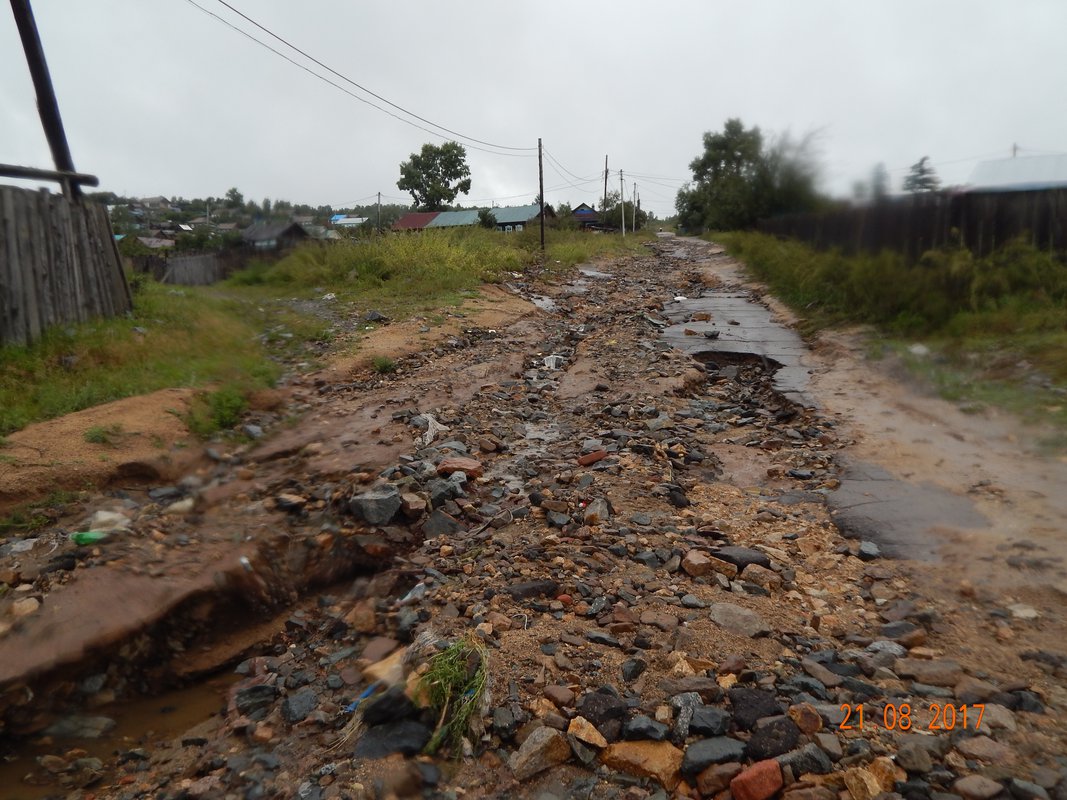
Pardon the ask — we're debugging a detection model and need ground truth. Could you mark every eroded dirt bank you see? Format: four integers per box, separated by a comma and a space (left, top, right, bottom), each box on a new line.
0, 237, 1065, 800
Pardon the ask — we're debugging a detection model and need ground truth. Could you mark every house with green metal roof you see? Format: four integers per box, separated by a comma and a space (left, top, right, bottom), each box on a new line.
490, 203, 554, 232
425, 209, 480, 228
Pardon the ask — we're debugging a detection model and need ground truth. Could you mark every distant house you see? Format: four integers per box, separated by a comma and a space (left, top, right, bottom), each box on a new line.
216, 222, 239, 233
392, 211, 441, 231
572, 202, 600, 228
292, 214, 316, 225
966, 155, 1067, 192
140, 196, 170, 210
491, 203, 553, 232
332, 215, 370, 228
426, 210, 480, 229
136, 236, 175, 249
242, 222, 309, 251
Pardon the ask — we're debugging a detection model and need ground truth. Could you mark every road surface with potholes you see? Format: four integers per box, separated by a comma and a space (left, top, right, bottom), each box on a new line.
0, 236, 1065, 800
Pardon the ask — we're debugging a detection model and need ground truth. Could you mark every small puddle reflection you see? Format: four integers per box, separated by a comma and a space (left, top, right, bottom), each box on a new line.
0, 674, 238, 800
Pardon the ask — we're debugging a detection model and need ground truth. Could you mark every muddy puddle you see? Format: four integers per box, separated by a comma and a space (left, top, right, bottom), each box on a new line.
0, 674, 237, 799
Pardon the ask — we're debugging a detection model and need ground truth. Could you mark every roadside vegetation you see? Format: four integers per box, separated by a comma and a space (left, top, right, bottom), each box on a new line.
0, 229, 650, 437
718, 231, 1067, 444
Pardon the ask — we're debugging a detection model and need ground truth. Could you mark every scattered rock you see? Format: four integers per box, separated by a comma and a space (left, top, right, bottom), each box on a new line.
509, 727, 571, 780
601, 740, 684, 791
708, 603, 771, 637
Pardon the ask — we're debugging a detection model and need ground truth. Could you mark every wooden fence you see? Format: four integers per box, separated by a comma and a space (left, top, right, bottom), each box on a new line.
130, 249, 248, 286
758, 189, 1067, 260
1, 184, 131, 347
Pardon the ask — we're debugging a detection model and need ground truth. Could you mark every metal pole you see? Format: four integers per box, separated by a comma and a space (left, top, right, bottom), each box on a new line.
377, 191, 381, 233
538, 138, 545, 251
633, 183, 637, 231
620, 170, 626, 237
10, 0, 81, 199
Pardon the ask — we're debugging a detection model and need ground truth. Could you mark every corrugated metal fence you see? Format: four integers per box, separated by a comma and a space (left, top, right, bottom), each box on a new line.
758, 189, 1067, 260
1, 184, 131, 347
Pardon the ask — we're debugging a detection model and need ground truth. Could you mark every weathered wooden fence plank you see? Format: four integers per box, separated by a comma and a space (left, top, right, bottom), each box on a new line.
0, 184, 130, 346
758, 188, 1067, 259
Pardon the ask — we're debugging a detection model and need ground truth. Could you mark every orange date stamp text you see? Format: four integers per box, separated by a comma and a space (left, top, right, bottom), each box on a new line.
838, 703, 984, 731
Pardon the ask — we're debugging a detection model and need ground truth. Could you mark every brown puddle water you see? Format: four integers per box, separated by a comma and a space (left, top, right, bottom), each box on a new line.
0, 673, 238, 800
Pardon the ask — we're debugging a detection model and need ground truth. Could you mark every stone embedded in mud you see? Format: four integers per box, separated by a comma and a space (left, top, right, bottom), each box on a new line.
894, 657, 963, 687
712, 546, 771, 572
583, 498, 611, 525
731, 759, 784, 800
777, 742, 833, 775
234, 684, 279, 720
504, 579, 559, 600
45, 714, 117, 739
546, 510, 571, 528
349, 484, 402, 525
954, 775, 1007, 800
353, 719, 432, 759
436, 457, 483, 478
576, 690, 628, 729
281, 687, 318, 724
745, 717, 801, 761
601, 740, 684, 790
623, 715, 669, 741
11, 596, 40, 617
577, 449, 608, 467
728, 688, 785, 731
956, 735, 1015, 763
362, 685, 415, 726
708, 603, 771, 638
421, 509, 464, 537
508, 726, 571, 780
682, 737, 747, 776
857, 541, 881, 561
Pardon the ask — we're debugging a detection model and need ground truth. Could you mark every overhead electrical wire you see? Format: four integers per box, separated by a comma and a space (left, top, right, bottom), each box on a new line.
212, 0, 536, 154
182, 0, 536, 158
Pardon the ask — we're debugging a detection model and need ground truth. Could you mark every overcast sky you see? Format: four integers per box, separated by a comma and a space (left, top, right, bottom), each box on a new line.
3, 1, 1064, 217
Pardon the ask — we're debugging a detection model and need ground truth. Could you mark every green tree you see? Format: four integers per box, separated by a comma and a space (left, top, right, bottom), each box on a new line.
225, 187, 244, 208
675, 119, 823, 232
397, 142, 472, 210
599, 191, 648, 231
903, 157, 940, 194
478, 208, 497, 229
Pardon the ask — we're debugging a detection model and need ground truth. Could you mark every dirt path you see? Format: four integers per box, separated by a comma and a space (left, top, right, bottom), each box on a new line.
1, 238, 1065, 800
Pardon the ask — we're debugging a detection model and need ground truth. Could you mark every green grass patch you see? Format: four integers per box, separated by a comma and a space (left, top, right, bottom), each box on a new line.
84, 423, 123, 445
371, 356, 397, 374
0, 280, 285, 436
186, 385, 249, 438
0, 490, 80, 538
418, 637, 489, 756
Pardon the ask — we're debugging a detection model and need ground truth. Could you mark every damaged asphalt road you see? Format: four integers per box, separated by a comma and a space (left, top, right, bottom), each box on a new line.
0, 236, 1065, 800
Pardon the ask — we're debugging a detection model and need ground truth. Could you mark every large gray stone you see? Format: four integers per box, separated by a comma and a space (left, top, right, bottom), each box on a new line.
349, 484, 401, 525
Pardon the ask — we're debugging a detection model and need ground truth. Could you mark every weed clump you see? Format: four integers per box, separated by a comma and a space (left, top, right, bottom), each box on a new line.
371, 356, 397, 374
187, 385, 248, 437
84, 424, 123, 445
418, 637, 489, 755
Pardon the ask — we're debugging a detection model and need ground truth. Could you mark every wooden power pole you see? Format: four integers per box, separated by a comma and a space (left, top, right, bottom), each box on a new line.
603, 155, 609, 210
538, 138, 545, 251
10, 0, 81, 199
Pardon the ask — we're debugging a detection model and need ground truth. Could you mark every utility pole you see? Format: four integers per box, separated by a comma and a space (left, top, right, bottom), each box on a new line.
603, 155, 609, 210
1012, 143, 1018, 158
538, 137, 545, 251
632, 183, 638, 231
10, 0, 81, 199
619, 170, 626, 237
377, 191, 381, 233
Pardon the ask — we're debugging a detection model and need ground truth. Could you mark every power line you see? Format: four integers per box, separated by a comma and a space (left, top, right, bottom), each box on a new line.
542, 147, 600, 183
212, 0, 537, 154
182, 0, 535, 159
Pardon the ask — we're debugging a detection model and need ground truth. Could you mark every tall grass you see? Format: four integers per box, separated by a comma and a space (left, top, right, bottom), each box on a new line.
0, 282, 280, 435
718, 231, 1067, 394
228, 227, 654, 295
